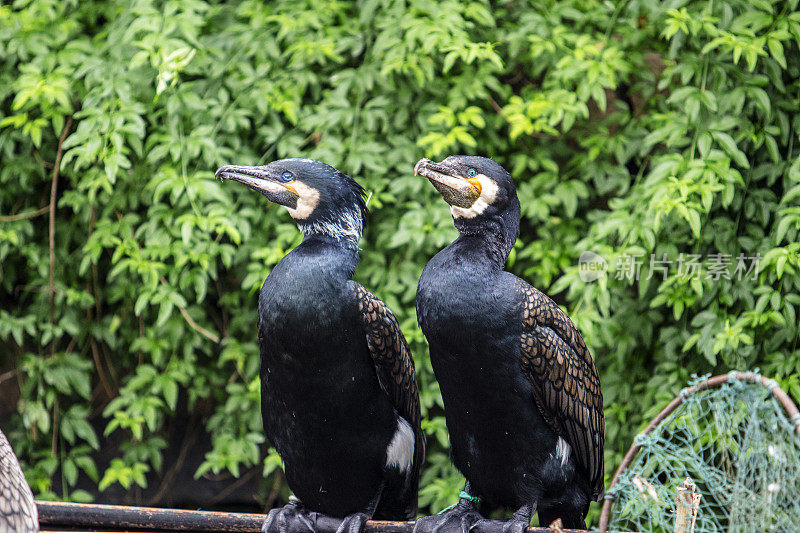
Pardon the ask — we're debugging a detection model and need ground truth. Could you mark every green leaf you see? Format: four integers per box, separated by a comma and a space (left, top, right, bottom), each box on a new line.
767, 38, 787, 68
712, 131, 750, 168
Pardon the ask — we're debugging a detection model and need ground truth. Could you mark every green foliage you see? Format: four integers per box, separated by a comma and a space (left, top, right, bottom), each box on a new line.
1, 0, 799, 526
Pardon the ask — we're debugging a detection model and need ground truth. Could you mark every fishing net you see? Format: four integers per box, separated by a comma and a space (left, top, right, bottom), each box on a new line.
601, 371, 800, 533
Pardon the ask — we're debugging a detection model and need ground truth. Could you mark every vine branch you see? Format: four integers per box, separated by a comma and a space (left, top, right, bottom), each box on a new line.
159, 276, 221, 343
0, 205, 50, 222
49, 116, 74, 350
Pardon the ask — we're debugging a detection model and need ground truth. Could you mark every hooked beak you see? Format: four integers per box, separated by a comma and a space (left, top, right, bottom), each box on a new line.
414, 158, 481, 209
215, 164, 300, 209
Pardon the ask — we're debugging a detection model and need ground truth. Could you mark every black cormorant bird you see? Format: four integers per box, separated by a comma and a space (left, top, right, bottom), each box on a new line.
215, 159, 424, 533
412, 156, 604, 532
1, 428, 38, 532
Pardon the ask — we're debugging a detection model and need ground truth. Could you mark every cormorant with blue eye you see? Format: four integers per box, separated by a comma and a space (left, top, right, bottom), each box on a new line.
412, 156, 604, 532
216, 159, 424, 533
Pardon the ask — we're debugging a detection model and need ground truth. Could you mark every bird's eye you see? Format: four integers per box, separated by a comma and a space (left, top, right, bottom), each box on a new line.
467, 168, 478, 178
280, 171, 293, 182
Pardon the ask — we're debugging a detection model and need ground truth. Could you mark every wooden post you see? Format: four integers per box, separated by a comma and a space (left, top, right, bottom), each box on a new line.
674, 477, 700, 533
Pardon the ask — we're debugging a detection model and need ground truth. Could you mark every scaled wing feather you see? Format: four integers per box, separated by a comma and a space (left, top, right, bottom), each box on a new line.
0, 429, 39, 532
517, 281, 605, 500
351, 283, 425, 511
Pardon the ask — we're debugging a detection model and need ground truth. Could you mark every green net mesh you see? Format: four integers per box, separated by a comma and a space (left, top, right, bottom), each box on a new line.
605, 372, 800, 533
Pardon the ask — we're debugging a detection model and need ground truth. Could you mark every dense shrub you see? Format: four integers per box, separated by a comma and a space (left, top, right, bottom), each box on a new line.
1, 0, 799, 525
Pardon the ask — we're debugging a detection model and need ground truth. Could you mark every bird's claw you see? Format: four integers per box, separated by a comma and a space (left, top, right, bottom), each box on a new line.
413, 506, 483, 533
335, 511, 370, 533
469, 517, 529, 533
262, 502, 317, 533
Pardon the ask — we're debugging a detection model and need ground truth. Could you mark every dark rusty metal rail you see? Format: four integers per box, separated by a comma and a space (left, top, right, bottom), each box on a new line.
37, 501, 592, 532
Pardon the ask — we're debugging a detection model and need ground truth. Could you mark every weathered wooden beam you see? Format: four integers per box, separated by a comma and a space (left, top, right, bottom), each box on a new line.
36, 501, 594, 532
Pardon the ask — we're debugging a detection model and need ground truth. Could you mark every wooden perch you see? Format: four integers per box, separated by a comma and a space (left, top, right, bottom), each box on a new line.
36, 501, 597, 532
673, 477, 700, 533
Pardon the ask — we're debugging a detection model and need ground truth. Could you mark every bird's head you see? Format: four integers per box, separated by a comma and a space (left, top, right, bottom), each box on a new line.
415, 155, 520, 258
215, 158, 366, 248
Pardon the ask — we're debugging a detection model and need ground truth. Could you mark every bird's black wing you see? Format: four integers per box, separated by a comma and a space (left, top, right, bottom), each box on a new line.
0, 429, 38, 533
516, 280, 605, 500
351, 284, 425, 498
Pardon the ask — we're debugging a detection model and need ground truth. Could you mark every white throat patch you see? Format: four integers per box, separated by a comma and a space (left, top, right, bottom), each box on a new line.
288, 182, 362, 246
385, 416, 415, 473
450, 174, 498, 219
286, 181, 320, 220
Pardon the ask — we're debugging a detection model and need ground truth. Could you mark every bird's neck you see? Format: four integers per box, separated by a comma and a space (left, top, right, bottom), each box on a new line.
292, 234, 360, 277
453, 210, 519, 268
296, 207, 363, 251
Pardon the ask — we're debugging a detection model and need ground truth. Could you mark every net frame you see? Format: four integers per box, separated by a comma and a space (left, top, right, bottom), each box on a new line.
598, 371, 800, 533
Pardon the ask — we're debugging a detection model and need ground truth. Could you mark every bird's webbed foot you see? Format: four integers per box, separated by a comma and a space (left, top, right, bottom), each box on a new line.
414, 500, 483, 533
334, 511, 370, 533
468, 517, 529, 533
262, 500, 317, 533
469, 502, 534, 533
